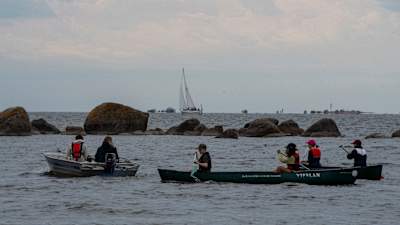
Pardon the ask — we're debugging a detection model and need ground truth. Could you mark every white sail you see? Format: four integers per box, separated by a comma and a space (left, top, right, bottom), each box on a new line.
182, 69, 196, 109
179, 68, 202, 114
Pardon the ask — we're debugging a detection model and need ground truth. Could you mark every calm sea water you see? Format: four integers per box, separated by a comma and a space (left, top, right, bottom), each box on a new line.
1, 113, 400, 225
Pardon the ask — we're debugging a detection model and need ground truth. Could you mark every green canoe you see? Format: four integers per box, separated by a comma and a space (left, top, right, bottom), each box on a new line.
158, 168, 358, 185
311, 165, 383, 180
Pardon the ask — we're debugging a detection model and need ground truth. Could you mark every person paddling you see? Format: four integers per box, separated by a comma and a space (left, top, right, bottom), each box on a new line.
347, 140, 367, 167
306, 139, 321, 168
275, 143, 300, 173
66, 135, 88, 162
95, 136, 119, 163
194, 144, 212, 172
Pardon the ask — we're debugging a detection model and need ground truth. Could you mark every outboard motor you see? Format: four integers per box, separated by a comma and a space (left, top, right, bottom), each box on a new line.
104, 153, 117, 174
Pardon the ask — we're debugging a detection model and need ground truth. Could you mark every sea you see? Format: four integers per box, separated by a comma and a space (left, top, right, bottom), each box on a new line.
1, 112, 400, 225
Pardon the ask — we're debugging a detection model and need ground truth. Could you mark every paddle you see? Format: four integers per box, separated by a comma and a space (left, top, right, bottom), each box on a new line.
339, 145, 351, 154
190, 153, 200, 182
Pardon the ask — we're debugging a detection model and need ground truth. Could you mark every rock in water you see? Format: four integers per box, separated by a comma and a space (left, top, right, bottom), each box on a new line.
167, 118, 201, 135
392, 130, 400, 138
241, 118, 281, 137
216, 129, 239, 139
202, 125, 224, 136
278, 120, 304, 136
65, 126, 86, 135
31, 118, 60, 134
365, 133, 387, 139
84, 102, 149, 134
303, 118, 341, 137
0, 107, 31, 136
244, 118, 279, 128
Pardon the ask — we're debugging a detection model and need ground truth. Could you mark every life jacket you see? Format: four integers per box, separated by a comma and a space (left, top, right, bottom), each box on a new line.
287, 151, 300, 171
310, 147, 321, 159
71, 142, 83, 161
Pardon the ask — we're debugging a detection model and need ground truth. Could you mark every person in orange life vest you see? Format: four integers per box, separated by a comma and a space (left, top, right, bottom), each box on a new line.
66, 135, 88, 162
275, 143, 300, 173
306, 139, 321, 168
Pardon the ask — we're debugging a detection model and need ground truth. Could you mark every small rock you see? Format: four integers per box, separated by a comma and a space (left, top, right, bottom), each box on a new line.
31, 118, 60, 134
365, 133, 387, 139
65, 126, 86, 136
241, 118, 281, 137
392, 130, 400, 138
216, 129, 239, 139
202, 126, 224, 136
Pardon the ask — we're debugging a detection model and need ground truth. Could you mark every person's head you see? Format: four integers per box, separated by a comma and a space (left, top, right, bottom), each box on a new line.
75, 135, 84, 140
306, 139, 316, 148
103, 136, 113, 145
198, 144, 207, 154
352, 140, 362, 148
286, 143, 297, 155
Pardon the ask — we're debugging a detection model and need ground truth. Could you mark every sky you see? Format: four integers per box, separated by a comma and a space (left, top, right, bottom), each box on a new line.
0, 0, 399, 113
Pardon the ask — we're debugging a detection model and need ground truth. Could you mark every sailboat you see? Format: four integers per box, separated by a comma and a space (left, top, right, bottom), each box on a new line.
179, 68, 203, 115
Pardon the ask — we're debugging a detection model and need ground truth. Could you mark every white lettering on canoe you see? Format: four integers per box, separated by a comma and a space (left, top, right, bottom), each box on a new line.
242, 174, 281, 178
296, 173, 321, 178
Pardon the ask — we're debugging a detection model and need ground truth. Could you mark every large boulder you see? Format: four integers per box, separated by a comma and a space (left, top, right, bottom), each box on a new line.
241, 118, 281, 137
302, 118, 341, 137
202, 125, 224, 136
65, 126, 86, 135
167, 118, 201, 135
84, 102, 149, 134
278, 120, 304, 136
0, 107, 31, 136
216, 129, 239, 139
31, 118, 60, 134
392, 130, 400, 138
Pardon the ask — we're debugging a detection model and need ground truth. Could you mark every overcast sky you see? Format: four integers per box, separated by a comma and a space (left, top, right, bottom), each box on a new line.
0, 0, 399, 113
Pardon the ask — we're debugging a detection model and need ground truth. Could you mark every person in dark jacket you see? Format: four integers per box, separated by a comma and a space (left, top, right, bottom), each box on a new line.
194, 144, 212, 172
347, 140, 367, 167
95, 136, 119, 163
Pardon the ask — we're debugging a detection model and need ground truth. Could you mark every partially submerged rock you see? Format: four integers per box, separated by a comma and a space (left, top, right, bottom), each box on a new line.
65, 126, 86, 136
166, 118, 201, 135
365, 133, 387, 139
0, 107, 31, 136
278, 120, 304, 136
31, 118, 60, 134
392, 130, 400, 138
84, 102, 149, 135
241, 118, 281, 137
202, 125, 224, 136
216, 129, 239, 139
303, 118, 341, 137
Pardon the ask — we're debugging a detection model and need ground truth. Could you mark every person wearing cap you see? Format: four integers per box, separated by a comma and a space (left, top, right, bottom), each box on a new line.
275, 143, 300, 173
347, 140, 367, 167
66, 135, 89, 162
306, 139, 321, 168
194, 144, 212, 172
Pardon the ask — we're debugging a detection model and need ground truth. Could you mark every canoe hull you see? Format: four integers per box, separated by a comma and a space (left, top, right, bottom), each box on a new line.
313, 165, 383, 180
44, 153, 139, 177
158, 169, 357, 185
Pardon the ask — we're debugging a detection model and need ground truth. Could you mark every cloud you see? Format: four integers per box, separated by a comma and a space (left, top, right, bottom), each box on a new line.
0, 0, 399, 73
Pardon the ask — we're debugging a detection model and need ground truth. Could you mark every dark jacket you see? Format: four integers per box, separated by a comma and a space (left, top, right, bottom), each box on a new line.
198, 152, 212, 172
347, 148, 367, 167
95, 142, 119, 163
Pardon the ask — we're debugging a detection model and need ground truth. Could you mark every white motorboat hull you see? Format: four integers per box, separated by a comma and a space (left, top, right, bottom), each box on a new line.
44, 153, 140, 177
